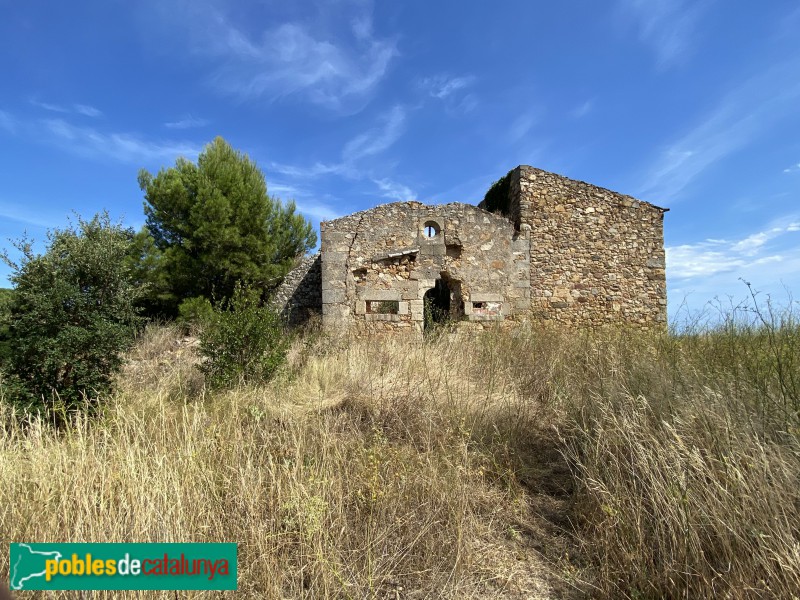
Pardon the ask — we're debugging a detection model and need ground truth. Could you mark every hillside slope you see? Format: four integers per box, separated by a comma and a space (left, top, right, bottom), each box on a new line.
2, 321, 798, 599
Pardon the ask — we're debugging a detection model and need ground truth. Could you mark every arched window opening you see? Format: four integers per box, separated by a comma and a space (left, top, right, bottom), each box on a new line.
423, 221, 440, 238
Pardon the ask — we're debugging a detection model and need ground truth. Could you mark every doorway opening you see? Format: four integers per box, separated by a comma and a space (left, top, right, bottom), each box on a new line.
423, 277, 451, 332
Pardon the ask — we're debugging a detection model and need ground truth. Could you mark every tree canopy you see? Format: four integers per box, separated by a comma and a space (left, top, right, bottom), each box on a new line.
3, 213, 142, 414
138, 137, 317, 314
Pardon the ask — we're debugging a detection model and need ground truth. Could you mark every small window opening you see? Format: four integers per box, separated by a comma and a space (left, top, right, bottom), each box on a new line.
472, 301, 502, 316
366, 300, 399, 314
423, 221, 440, 238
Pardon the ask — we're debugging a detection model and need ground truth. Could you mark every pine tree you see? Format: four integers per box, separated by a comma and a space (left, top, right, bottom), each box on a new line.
137, 137, 316, 315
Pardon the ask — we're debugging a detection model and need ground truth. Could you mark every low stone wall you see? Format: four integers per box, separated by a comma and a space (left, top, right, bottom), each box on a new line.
271, 253, 322, 325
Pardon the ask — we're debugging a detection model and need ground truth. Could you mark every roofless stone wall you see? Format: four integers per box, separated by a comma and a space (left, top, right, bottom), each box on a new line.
491, 166, 667, 326
320, 202, 529, 335
270, 253, 321, 325
275, 165, 667, 333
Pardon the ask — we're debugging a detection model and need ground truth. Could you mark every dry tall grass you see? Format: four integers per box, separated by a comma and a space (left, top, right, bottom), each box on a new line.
1, 316, 799, 599
0, 325, 572, 599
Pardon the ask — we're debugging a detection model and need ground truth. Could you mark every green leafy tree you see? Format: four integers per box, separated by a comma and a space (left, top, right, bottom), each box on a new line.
2, 213, 143, 415
138, 137, 317, 315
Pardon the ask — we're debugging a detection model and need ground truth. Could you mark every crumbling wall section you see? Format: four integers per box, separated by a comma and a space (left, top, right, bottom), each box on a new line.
513, 166, 667, 327
321, 202, 530, 336
271, 253, 322, 325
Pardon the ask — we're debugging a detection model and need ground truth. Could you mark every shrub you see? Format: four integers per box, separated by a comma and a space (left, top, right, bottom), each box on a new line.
2, 213, 142, 416
198, 285, 289, 389
177, 296, 214, 332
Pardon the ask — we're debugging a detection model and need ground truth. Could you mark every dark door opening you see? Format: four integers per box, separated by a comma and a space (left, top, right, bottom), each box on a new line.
423, 278, 451, 332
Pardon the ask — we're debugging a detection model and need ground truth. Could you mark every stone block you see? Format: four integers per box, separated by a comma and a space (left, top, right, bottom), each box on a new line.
359, 289, 400, 301
322, 289, 346, 304
321, 251, 347, 265
321, 279, 346, 291
471, 292, 503, 302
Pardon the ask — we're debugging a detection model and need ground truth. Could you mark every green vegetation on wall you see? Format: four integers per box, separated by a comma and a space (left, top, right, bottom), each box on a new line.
481, 169, 513, 215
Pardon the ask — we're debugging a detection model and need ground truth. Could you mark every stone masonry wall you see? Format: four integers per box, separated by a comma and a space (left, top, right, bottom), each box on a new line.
270, 253, 322, 325
509, 166, 667, 327
321, 202, 530, 336
275, 165, 667, 333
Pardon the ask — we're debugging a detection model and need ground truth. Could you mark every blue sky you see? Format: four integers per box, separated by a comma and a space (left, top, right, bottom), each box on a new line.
1, 0, 800, 321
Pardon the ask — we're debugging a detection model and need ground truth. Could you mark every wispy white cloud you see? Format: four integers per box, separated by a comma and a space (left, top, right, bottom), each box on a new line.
41, 119, 200, 163
267, 183, 300, 197
271, 104, 407, 181
161, 2, 397, 112
636, 57, 800, 202
266, 181, 342, 221
269, 161, 345, 179
419, 74, 478, 115
421, 75, 475, 100
0, 200, 59, 228
617, 0, 712, 67
508, 112, 539, 143
30, 99, 69, 113
0, 110, 196, 163
0, 110, 16, 133
164, 114, 209, 129
264, 105, 411, 215
571, 100, 594, 119
342, 105, 405, 162
667, 219, 800, 280
373, 178, 415, 201
294, 201, 341, 221
30, 99, 103, 118
74, 104, 103, 118
783, 162, 800, 174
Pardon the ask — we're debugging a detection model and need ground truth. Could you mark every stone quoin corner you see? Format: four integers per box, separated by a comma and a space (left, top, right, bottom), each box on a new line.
274, 165, 668, 335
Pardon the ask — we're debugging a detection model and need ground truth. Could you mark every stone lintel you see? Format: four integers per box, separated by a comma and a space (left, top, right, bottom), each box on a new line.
471, 292, 504, 302
359, 289, 401, 301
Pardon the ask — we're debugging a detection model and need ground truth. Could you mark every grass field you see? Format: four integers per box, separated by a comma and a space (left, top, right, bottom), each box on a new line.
1, 309, 799, 598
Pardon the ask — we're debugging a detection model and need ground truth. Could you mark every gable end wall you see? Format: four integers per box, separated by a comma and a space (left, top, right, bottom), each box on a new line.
512, 166, 667, 326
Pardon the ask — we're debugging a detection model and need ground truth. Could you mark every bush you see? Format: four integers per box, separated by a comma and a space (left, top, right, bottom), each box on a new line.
177, 296, 214, 332
2, 213, 142, 416
199, 285, 289, 389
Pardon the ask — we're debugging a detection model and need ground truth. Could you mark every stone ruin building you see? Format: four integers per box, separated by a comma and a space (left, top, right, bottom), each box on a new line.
272, 165, 668, 335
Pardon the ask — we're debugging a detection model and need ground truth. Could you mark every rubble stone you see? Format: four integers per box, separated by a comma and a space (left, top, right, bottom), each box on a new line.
272, 165, 667, 335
